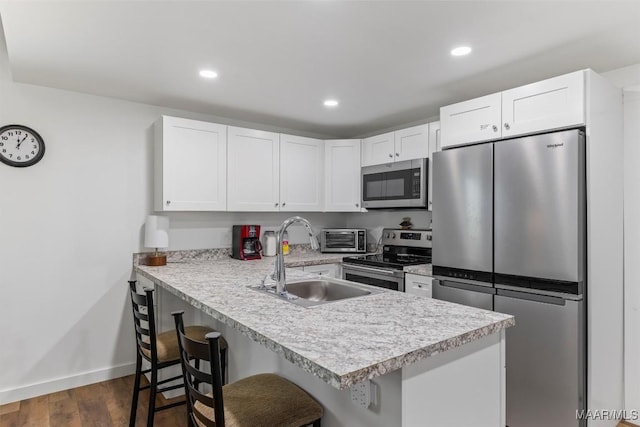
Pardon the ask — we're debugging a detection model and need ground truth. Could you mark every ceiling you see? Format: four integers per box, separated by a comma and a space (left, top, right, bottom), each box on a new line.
1, 1, 639, 138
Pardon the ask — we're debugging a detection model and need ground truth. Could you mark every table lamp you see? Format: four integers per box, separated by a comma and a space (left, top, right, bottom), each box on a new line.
144, 215, 169, 266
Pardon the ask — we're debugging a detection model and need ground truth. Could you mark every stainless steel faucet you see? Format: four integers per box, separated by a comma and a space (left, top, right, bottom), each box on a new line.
270, 216, 319, 295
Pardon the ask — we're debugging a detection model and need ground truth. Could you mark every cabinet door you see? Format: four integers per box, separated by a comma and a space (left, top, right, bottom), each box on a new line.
440, 93, 502, 148
227, 126, 280, 211
427, 121, 440, 211
361, 132, 394, 166
324, 139, 361, 212
405, 273, 432, 298
502, 71, 585, 137
395, 124, 429, 161
280, 134, 323, 211
155, 116, 227, 211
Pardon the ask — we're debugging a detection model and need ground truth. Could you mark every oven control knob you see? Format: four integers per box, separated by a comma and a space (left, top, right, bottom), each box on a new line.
391, 233, 396, 239
426, 235, 432, 241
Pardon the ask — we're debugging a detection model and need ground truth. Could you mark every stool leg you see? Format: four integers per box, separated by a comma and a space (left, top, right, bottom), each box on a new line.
312, 419, 322, 427
129, 353, 142, 427
221, 348, 228, 385
147, 364, 158, 427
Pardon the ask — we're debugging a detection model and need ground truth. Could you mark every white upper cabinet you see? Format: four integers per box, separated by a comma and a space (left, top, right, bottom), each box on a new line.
227, 126, 280, 211
441, 70, 586, 148
280, 134, 324, 211
501, 71, 584, 137
440, 93, 502, 148
361, 131, 394, 166
427, 121, 440, 211
394, 124, 429, 161
324, 139, 361, 212
362, 124, 429, 167
154, 116, 227, 211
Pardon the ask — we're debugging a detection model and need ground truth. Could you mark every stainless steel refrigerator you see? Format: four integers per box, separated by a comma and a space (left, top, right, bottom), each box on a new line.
432, 129, 587, 427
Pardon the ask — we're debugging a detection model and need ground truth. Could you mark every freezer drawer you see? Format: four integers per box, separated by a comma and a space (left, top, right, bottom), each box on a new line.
495, 290, 585, 427
432, 280, 494, 311
494, 129, 585, 283
432, 143, 493, 274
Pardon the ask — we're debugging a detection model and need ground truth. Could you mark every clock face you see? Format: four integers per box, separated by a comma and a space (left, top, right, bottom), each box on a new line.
0, 125, 45, 167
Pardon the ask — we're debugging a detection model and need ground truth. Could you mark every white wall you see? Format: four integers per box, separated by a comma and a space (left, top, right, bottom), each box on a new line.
0, 23, 343, 403
603, 64, 640, 415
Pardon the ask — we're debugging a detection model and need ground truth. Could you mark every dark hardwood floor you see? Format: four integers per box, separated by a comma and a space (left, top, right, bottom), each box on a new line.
0, 375, 187, 426
1, 376, 637, 427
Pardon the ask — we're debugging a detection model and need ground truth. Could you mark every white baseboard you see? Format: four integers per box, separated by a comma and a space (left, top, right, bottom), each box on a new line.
0, 362, 137, 405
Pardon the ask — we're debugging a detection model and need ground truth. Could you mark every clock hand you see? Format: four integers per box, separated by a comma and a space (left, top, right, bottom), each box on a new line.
16, 134, 28, 149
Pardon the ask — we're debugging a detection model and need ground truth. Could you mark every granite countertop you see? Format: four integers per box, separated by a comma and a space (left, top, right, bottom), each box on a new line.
134, 250, 513, 390
404, 263, 433, 277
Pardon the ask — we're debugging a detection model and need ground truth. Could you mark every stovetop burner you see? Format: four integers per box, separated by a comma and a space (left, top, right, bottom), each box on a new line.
343, 253, 432, 270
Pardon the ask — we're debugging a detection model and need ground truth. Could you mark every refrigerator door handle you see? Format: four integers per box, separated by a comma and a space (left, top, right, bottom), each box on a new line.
437, 279, 496, 294
496, 288, 566, 306
495, 284, 583, 302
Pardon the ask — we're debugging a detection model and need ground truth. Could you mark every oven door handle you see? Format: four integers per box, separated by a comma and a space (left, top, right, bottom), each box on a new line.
343, 264, 404, 278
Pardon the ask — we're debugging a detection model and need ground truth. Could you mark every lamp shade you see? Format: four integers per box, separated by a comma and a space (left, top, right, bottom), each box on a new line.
144, 215, 169, 249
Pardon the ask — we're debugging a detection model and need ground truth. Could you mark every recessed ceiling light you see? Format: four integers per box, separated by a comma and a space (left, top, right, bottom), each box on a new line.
199, 69, 218, 79
451, 46, 472, 56
324, 99, 339, 107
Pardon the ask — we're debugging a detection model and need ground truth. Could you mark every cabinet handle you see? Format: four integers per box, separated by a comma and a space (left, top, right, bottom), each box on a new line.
492, 125, 498, 132
275, 203, 279, 207
395, 152, 399, 157
388, 153, 393, 158
166, 200, 171, 205
282, 202, 286, 207
504, 123, 510, 130
355, 203, 359, 207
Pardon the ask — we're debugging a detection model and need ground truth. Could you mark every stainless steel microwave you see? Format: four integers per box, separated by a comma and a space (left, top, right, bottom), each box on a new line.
320, 229, 367, 253
361, 158, 428, 209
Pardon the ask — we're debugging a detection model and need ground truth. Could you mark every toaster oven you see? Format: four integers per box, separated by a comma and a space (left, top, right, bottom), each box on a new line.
320, 229, 367, 253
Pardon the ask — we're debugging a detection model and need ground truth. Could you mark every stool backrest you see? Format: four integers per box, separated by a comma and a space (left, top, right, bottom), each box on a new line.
173, 311, 225, 427
128, 280, 159, 362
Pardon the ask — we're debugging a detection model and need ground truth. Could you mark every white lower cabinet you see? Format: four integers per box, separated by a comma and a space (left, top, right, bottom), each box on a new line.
324, 139, 361, 212
405, 273, 432, 298
227, 126, 280, 211
289, 263, 341, 279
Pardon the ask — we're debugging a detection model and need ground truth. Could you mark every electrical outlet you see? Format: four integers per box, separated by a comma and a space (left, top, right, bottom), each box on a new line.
350, 380, 377, 408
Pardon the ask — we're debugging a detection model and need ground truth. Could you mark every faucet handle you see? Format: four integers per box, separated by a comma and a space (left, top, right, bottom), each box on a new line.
260, 273, 273, 288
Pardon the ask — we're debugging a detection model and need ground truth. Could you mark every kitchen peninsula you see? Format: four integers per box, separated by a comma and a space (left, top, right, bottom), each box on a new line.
134, 250, 514, 427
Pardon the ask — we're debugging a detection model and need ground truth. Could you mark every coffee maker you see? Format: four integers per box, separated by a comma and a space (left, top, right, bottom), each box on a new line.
231, 225, 262, 260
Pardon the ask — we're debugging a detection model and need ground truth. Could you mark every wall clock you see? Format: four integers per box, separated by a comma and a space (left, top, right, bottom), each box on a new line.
0, 124, 45, 167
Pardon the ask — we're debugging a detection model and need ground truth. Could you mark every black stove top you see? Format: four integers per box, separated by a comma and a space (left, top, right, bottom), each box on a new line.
343, 251, 431, 270
342, 227, 432, 270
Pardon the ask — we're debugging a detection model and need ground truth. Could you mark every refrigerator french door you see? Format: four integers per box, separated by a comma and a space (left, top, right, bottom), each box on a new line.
495, 289, 586, 427
432, 143, 494, 299
432, 128, 587, 426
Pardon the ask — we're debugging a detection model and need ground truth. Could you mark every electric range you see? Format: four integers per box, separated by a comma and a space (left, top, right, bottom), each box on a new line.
342, 228, 432, 292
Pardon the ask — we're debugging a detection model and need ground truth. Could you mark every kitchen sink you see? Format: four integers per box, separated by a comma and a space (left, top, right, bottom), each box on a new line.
251, 278, 382, 307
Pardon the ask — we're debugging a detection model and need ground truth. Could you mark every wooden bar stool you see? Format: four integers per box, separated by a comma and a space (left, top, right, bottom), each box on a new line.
172, 310, 323, 427
128, 280, 228, 427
